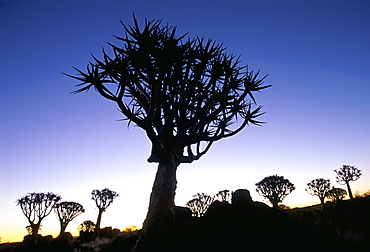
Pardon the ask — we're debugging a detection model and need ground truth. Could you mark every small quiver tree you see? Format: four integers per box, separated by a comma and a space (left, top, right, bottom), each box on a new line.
327, 187, 347, 202
215, 189, 232, 203
255, 175, 295, 209
78, 220, 96, 242
306, 178, 331, 209
79, 220, 96, 233
186, 193, 215, 217
16, 192, 61, 244
334, 165, 361, 201
66, 16, 270, 249
91, 188, 119, 235
54, 201, 85, 236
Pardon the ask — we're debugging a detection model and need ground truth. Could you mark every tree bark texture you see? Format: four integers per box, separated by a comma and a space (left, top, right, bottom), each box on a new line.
134, 157, 179, 251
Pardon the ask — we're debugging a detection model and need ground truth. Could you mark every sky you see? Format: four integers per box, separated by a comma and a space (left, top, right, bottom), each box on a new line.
1, 0, 369, 243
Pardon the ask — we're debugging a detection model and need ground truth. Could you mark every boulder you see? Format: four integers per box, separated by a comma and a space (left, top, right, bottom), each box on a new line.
204, 200, 231, 219
231, 189, 253, 207
174, 206, 192, 230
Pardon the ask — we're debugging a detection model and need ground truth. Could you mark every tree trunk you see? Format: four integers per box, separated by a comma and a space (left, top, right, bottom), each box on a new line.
272, 198, 279, 209
133, 156, 179, 251
59, 222, 67, 237
95, 208, 104, 236
31, 222, 40, 244
319, 197, 325, 210
346, 181, 353, 201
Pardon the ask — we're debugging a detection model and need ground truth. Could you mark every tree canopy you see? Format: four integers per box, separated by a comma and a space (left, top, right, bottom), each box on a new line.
78, 220, 96, 233
54, 201, 85, 236
67, 17, 270, 164
327, 187, 347, 202
16, 192, 61, 243
255, 175, 295, 209
186, 193, 215, 217
306, 178, 331, 209
334, 165, 361, 201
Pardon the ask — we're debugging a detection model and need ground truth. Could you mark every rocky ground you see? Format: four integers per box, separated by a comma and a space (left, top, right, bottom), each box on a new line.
1, 190, 369, 252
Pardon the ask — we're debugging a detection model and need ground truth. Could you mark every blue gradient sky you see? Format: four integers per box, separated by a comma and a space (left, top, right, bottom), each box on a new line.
1, 0, 369, 242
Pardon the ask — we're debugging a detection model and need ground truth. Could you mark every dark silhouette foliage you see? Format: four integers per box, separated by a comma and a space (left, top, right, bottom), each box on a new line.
185, 193, 214, 217
215, 189, 232, 203
16, 192, 61, 244
255, 175, 295, 209
306, 178, 331, 209
327, 187, 347, 202
91, 188, 119, 234
54, 201, 85, 236
334, 164, 361, 201
66, 16, 270, 249
78, 220, 96, 233
78, 220, 96, 243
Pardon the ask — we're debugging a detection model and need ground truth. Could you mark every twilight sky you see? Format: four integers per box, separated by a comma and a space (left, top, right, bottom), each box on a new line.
1, 0, 369, 243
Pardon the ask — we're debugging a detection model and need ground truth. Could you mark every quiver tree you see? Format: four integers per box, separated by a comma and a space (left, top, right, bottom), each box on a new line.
334, 165, 361, 201
306, 178, 331, 209
78, 220, 96, 233
66, 17, 270, 249
54, 201, 85, 236
16, 192, 61, 244
327, 187, 347, 202
255, 175, 295, 209
215, 189, 232, 203
91, 188, 119, 234
186, 193, 215, 217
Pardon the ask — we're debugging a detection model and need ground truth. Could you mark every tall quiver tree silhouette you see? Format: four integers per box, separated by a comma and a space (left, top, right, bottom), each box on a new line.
334, 165, 362, 201
91, 188, 119, 235
255, 175, 295, 209
66, 17, 270, 249
54, 201, 85, 236
306, 178, 331, 209
16, 192, 61, 244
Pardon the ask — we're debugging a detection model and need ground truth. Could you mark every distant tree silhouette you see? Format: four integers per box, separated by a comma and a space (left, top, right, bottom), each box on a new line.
186, 193, 214, 217
278, 204, 290, 210
67, 16, 270, 249
255, 175, 295, 209
215, 189, 232, 203
54, 201, 85, 236
16, 192, 61, 244
91, 188, 118, 234
78, 220, 96, 233
334, 165, 361, 201
306, 178, 331, 209
327, 187, 347, 202
123, 225, 139, 232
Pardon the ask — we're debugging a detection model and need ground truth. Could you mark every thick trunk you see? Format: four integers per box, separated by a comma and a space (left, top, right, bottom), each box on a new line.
133, 157, 179, 251
272, 198, 279, 209
31, 222, 40, 244
59, 222, 67, 237
346, 182, 353, 201
95, 208, 104, 235
319, 197, 325, 210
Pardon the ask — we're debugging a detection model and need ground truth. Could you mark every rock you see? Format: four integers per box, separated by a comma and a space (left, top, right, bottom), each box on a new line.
174, 206, 192, 230
204, 200, 231, 219
231, 189, 253, 207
